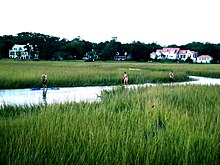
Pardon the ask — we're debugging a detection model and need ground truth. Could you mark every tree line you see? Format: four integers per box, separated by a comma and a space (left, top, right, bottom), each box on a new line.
0, 32, 220, 62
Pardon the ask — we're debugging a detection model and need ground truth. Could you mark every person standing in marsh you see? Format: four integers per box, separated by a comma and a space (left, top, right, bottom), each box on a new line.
123, 71, 129, 87
42, 72, 48, 97
42, 72, 47, 88
169, 70, 174, 83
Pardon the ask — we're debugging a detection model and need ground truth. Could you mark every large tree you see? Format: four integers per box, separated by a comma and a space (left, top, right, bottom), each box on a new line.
128, 41, 148, 61
101, 40, 121, 60
60, 39, 93, 60
0, 35, 14, 58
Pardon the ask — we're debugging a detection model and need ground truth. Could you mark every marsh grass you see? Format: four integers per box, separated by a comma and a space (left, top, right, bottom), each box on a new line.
0, 85, 219, 164
1, 60, 220, 89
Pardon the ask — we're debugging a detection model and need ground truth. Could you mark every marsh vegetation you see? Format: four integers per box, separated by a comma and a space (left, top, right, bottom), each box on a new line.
1, 60, 220, 89
0, 60, 220, 164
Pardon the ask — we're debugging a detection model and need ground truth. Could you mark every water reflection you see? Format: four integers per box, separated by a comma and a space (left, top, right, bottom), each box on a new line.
1, 76, 220, 106
42, 88, 47, 105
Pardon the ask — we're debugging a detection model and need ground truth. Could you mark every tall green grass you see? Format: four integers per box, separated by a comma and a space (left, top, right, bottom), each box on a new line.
0, 85, 219, 164
1, 60, 220, 89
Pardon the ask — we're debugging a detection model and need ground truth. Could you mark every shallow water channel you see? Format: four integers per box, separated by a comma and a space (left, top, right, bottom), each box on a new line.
1, 76, 220, 107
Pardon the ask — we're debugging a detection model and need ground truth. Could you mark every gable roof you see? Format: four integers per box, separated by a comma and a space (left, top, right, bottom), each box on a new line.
152, 48, 199, 58
13, 44, 27, 48
156, 49, 163, 53
178, 50, 188, 54
162, 48, 180, 53
197, 55, 212, 58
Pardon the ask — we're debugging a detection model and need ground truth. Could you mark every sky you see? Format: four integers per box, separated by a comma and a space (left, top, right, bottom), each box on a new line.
1, 0, 219, 46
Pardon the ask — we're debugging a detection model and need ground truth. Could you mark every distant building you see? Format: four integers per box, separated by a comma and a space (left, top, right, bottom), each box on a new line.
9, 44, 39, 60
9, 44, 29, 59
114, 50, 127, 61
162, 48, 180, 60
178, 50, 198, 63
196, 55, 213, 63
150, 47, 198, 62
83, 49, 99, 62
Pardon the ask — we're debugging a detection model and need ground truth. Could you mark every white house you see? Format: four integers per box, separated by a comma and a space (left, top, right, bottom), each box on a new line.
178, 50, 198, 63
162, 48, 180, 60
150, 47, 198, 62
150, 52, 157, 59
150, 49, 165, 60
150, 48, 179, 60
196, 55, 213, 63
9, 44, 29, 59
9, 44, 39, 60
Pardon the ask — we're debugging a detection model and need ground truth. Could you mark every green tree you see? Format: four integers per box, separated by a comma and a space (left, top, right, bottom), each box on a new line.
61, 39, 92, 60
101, 40, 121, 60
0, 35, 14, 58
128, 41, 148, 61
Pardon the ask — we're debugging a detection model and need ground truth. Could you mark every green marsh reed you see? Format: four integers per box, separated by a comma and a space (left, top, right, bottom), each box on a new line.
1, 60, 220, 89
0, 85, 219, 164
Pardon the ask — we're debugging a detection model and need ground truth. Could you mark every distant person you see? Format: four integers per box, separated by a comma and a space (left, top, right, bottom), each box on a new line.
169, 70, 174, 83
42, 72, 47, 88
123, 72, 129, 86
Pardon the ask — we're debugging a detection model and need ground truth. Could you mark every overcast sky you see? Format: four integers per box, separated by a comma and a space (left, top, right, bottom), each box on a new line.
1, 0, 219, 46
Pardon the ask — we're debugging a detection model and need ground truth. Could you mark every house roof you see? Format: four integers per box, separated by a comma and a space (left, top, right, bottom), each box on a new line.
163, 48, 180, 53
156, 49, 163, 53
13, 44, 27, 47
197, 55, 212, 58
151, 48, 199, 57
178, 50, 188, 54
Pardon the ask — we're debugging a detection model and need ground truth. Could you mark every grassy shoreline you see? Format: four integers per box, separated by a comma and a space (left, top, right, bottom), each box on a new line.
1, 60, 220, 89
